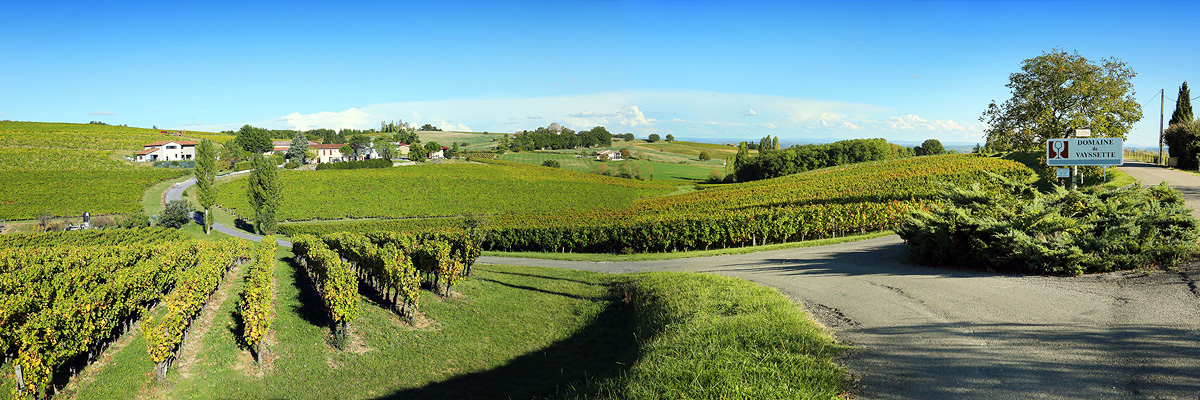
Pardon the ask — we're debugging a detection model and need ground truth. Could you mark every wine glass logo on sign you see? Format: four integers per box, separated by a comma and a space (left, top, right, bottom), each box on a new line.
1050, 140, 1068, 159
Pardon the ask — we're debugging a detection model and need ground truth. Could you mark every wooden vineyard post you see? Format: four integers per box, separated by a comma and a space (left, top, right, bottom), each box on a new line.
14, 363, 25, 396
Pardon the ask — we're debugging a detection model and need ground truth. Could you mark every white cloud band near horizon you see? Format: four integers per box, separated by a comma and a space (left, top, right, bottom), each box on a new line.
196, 90, 986, 143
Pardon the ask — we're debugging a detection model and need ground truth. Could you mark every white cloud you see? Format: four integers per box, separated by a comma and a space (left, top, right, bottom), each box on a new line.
210, 89, 982, 143
437, 121, 472, 132
281, 107, 372, 131
89, 111, 115, 116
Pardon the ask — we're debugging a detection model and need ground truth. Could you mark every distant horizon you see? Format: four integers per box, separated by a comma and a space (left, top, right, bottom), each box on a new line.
3, 0, 1192, 148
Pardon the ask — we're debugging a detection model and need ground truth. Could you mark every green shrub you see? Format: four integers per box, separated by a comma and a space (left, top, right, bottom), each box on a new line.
897, 173, 1199, 275
315, 158, 392, 170
158, 200, 192, 228
234, 161, 252, 172
542, 159, 561, 168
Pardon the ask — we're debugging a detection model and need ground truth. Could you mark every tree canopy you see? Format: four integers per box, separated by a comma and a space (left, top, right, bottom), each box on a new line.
981, 48, 1142, 151
194, 139, 217, 233
285, 131, 309, 163
1171, 81, 1193, 127
236, 125, 274, 154
246, 154, 282, 235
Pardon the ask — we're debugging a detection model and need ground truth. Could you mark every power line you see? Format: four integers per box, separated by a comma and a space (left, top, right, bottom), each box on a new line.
1141, 91, 1161, 108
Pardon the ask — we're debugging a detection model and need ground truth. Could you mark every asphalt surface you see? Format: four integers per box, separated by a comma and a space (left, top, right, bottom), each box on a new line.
169, 162, 1200, 398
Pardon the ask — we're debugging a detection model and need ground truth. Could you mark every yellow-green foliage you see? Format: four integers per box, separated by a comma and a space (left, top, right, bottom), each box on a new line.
240, 237, 277, 350
216, 162, 672, 221
0, 121, 225, 219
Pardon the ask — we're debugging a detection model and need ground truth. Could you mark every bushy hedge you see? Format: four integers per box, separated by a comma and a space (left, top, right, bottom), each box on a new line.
897, 174, 1200, 275
316, 158, 392, 170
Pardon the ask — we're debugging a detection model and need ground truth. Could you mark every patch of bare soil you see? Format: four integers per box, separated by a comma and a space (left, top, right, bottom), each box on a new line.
174, 262, 246, 380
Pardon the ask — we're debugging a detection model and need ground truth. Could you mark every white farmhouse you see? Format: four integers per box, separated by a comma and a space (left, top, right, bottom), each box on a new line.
311, 143, 347, 163
135, 140, 198, 162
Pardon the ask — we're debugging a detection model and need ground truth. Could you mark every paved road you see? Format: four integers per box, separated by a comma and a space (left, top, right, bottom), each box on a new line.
163, 172, 292, 247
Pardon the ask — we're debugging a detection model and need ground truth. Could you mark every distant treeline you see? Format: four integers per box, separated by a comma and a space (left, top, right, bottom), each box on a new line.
731, 138, 931, 182
502, 125, 615, 151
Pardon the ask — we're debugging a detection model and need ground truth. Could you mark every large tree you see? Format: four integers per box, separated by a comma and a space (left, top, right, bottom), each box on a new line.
194, 139, 217, 234
920, 139, 945, 155
236, 125, 273, 154
246, 154, 282, 235
1171, 81, 1193, 127
981, 49, 1142, 150
284, 130, 309, 163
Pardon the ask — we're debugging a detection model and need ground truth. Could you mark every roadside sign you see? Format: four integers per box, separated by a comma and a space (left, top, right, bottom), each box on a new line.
1056, 168, 1070, 178
1046, 138, 1123, 166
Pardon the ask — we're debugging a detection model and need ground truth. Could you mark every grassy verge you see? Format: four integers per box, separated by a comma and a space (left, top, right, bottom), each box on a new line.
141, 174, 193, 216
483, 230, 894, 262
562, 272, 849, 399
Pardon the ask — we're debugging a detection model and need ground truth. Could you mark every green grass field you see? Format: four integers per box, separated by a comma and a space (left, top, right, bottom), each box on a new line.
48, 249, 846, 400
215, 162, 673, 222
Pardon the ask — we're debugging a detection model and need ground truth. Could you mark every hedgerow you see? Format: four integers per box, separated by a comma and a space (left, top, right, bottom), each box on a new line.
897, 173, 1200, 275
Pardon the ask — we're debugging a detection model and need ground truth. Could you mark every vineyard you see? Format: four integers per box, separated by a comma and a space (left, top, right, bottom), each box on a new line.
214, 161, 673, 221
0, 121, 228, 220
0, 228, 254, 398
279, 155, 1033, 253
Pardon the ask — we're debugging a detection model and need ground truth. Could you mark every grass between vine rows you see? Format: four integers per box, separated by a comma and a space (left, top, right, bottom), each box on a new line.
54, 246, 847, 399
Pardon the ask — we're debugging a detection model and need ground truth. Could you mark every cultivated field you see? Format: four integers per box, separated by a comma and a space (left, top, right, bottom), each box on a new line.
0, 122, 231, 220
215, 161, 673, 221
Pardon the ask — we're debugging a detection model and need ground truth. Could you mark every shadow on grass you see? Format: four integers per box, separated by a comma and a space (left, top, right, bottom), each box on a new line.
485, 269, 603, 286
233, 218, 256, 234
287, 256, 331, 328
372, 288, 639, 400
475, 277, 601, 301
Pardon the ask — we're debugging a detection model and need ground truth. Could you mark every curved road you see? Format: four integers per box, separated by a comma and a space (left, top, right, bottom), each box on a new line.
163, 171, 292, 247
170, 163, 1200, 398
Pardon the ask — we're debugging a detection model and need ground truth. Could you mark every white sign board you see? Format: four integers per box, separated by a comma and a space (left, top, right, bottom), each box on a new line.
1056, 168, 1071, 178
1047, 138, 1123, 166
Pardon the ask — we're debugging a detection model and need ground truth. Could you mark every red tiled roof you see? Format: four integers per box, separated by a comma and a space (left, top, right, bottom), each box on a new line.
135, 148, 158, 155
143, 140, 198, 147
311, 143, 346, 149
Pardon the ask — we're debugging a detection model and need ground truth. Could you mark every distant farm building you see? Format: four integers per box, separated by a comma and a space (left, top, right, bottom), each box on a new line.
596, 150, 623, 161
135, 140, 198, 162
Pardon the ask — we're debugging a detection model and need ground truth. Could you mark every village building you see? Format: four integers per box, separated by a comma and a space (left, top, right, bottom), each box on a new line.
311, 143, 347, 163
596, 149, 624, 161
135, 140, 198, 162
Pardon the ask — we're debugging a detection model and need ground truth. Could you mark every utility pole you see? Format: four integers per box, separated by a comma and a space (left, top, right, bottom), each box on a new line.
1160, 88, 1165, 165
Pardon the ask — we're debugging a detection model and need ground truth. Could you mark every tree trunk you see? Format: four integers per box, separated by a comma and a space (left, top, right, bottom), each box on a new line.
15, 364, 25, 394
254, 343, 263, 365
155, 360, 170, 384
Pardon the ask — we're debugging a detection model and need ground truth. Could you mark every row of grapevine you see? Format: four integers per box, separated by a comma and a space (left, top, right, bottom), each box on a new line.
239, 237, 277, 365
276, 155, 1031, 254
1, 243, 187, 399
143, 239, 252, 383
0, 227, 183, 252
290, 235, 359, 349
321, 232, 422, 318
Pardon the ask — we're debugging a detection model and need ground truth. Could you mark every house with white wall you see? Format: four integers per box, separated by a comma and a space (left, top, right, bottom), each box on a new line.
311, 143, 346, 163
135, 140, 198, 162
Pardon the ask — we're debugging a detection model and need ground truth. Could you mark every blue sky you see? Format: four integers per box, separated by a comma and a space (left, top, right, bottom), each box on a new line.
1, 1, 1195, 147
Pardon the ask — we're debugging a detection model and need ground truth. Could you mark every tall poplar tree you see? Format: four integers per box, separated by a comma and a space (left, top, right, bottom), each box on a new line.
246, 154, 282, 235
1170, 81, 1193, 126
194, 139, 217, 234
